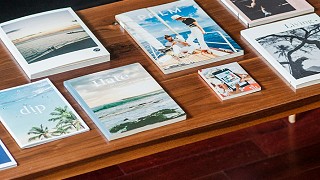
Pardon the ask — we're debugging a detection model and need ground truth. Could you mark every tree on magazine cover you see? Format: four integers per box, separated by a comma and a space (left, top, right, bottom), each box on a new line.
257, 24, 320, 79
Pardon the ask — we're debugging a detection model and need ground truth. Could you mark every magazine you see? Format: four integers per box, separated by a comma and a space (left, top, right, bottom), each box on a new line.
198, 62, 261, 100
0, 8, 110, 79
0, 79, 89, 148
64, 63, 186, 140
116, 0, 243, 74
221, 0, 314, 27
241, 13, 320, 89
0, 140, 17, 171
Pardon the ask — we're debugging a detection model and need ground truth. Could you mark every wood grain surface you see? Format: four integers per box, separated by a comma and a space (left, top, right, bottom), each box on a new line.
0, 0, 319, 179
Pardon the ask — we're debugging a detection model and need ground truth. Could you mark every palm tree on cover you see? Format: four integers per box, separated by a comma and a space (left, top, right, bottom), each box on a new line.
51, 124, 72, 136
49, 106, 83, 131
27, 124, 51, 142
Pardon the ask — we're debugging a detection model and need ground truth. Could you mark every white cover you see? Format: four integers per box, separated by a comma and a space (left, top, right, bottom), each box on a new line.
241, 13, 320, 89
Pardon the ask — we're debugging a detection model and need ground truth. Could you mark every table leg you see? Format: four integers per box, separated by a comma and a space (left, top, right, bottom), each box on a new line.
288, 114, 296, 123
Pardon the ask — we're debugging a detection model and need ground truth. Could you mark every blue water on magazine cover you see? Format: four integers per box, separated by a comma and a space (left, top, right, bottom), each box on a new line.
15, 28, 96, 64
141, 26, 241, 59
93, 90, 185, 135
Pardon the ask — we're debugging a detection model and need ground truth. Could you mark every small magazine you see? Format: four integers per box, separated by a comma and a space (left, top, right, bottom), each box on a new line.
0, 140, 17, 171
198, 62, 261, 100
0, 79, 89, 148
116, 0, 243, 74
221, 0, 314, 27
64, 63, 186, 140
241, 13, 320, 89
0, 8, 110, 79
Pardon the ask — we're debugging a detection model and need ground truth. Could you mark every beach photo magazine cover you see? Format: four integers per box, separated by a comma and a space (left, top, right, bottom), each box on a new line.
0, 79, 89, 148
116, 0, 243, 74
0, 140, 17, 171
0, 8, 109, 79
64, 63, 186, 140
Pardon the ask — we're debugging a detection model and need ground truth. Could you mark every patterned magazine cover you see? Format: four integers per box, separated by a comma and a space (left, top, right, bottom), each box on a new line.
0, 79, 89, 148
116, 0, 242, 73
64, 63, 186, 140
199, 62, 261, 100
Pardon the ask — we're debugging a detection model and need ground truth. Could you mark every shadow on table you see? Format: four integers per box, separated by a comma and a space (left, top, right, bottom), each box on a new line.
0, 0, 122, 22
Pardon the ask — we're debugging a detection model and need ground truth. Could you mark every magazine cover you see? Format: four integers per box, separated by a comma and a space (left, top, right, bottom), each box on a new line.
64, 63, 186, 140
0, 8, 109, 79
241, 13, 320, 89
0, 140, 17, 171
198, 62, 261, 100
116, 0, 242, 74
221, 0, 314, 27
0, 79, 89, 148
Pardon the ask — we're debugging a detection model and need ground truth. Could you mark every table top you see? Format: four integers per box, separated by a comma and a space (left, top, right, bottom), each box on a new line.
0, 0, 319, 179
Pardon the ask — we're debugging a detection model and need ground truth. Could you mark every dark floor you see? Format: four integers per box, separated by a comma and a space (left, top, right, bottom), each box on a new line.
68, 108, 320, 179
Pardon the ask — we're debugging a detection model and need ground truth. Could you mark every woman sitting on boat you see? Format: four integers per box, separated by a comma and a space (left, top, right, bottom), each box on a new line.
164, 35, 196, 58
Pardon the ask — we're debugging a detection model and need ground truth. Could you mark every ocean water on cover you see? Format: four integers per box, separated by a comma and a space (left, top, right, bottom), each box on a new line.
141, 26, 241, 59
93, 90, 184, 135
15, 28, 90, 64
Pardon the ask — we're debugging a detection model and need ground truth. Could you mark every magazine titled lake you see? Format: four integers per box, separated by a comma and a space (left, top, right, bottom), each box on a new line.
65, 63, 186, 140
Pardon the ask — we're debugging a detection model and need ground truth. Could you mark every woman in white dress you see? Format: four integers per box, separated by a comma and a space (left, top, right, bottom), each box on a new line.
171, 15, 212, 54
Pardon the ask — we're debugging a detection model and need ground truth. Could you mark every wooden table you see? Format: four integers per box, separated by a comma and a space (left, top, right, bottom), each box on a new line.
0, 0, 319, 179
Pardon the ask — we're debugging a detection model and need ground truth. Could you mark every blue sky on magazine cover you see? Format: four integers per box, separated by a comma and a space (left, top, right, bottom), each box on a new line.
0, 80, 73, 145
2, 10, 77, 41
126, 0, 226, 38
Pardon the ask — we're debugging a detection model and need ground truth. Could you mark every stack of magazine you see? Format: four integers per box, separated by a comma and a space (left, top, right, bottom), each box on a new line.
221, 0, 314, 27
0, 8, 110, 79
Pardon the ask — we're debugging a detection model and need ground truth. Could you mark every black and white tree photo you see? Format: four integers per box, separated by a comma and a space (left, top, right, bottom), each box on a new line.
257, 23, 320, 79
